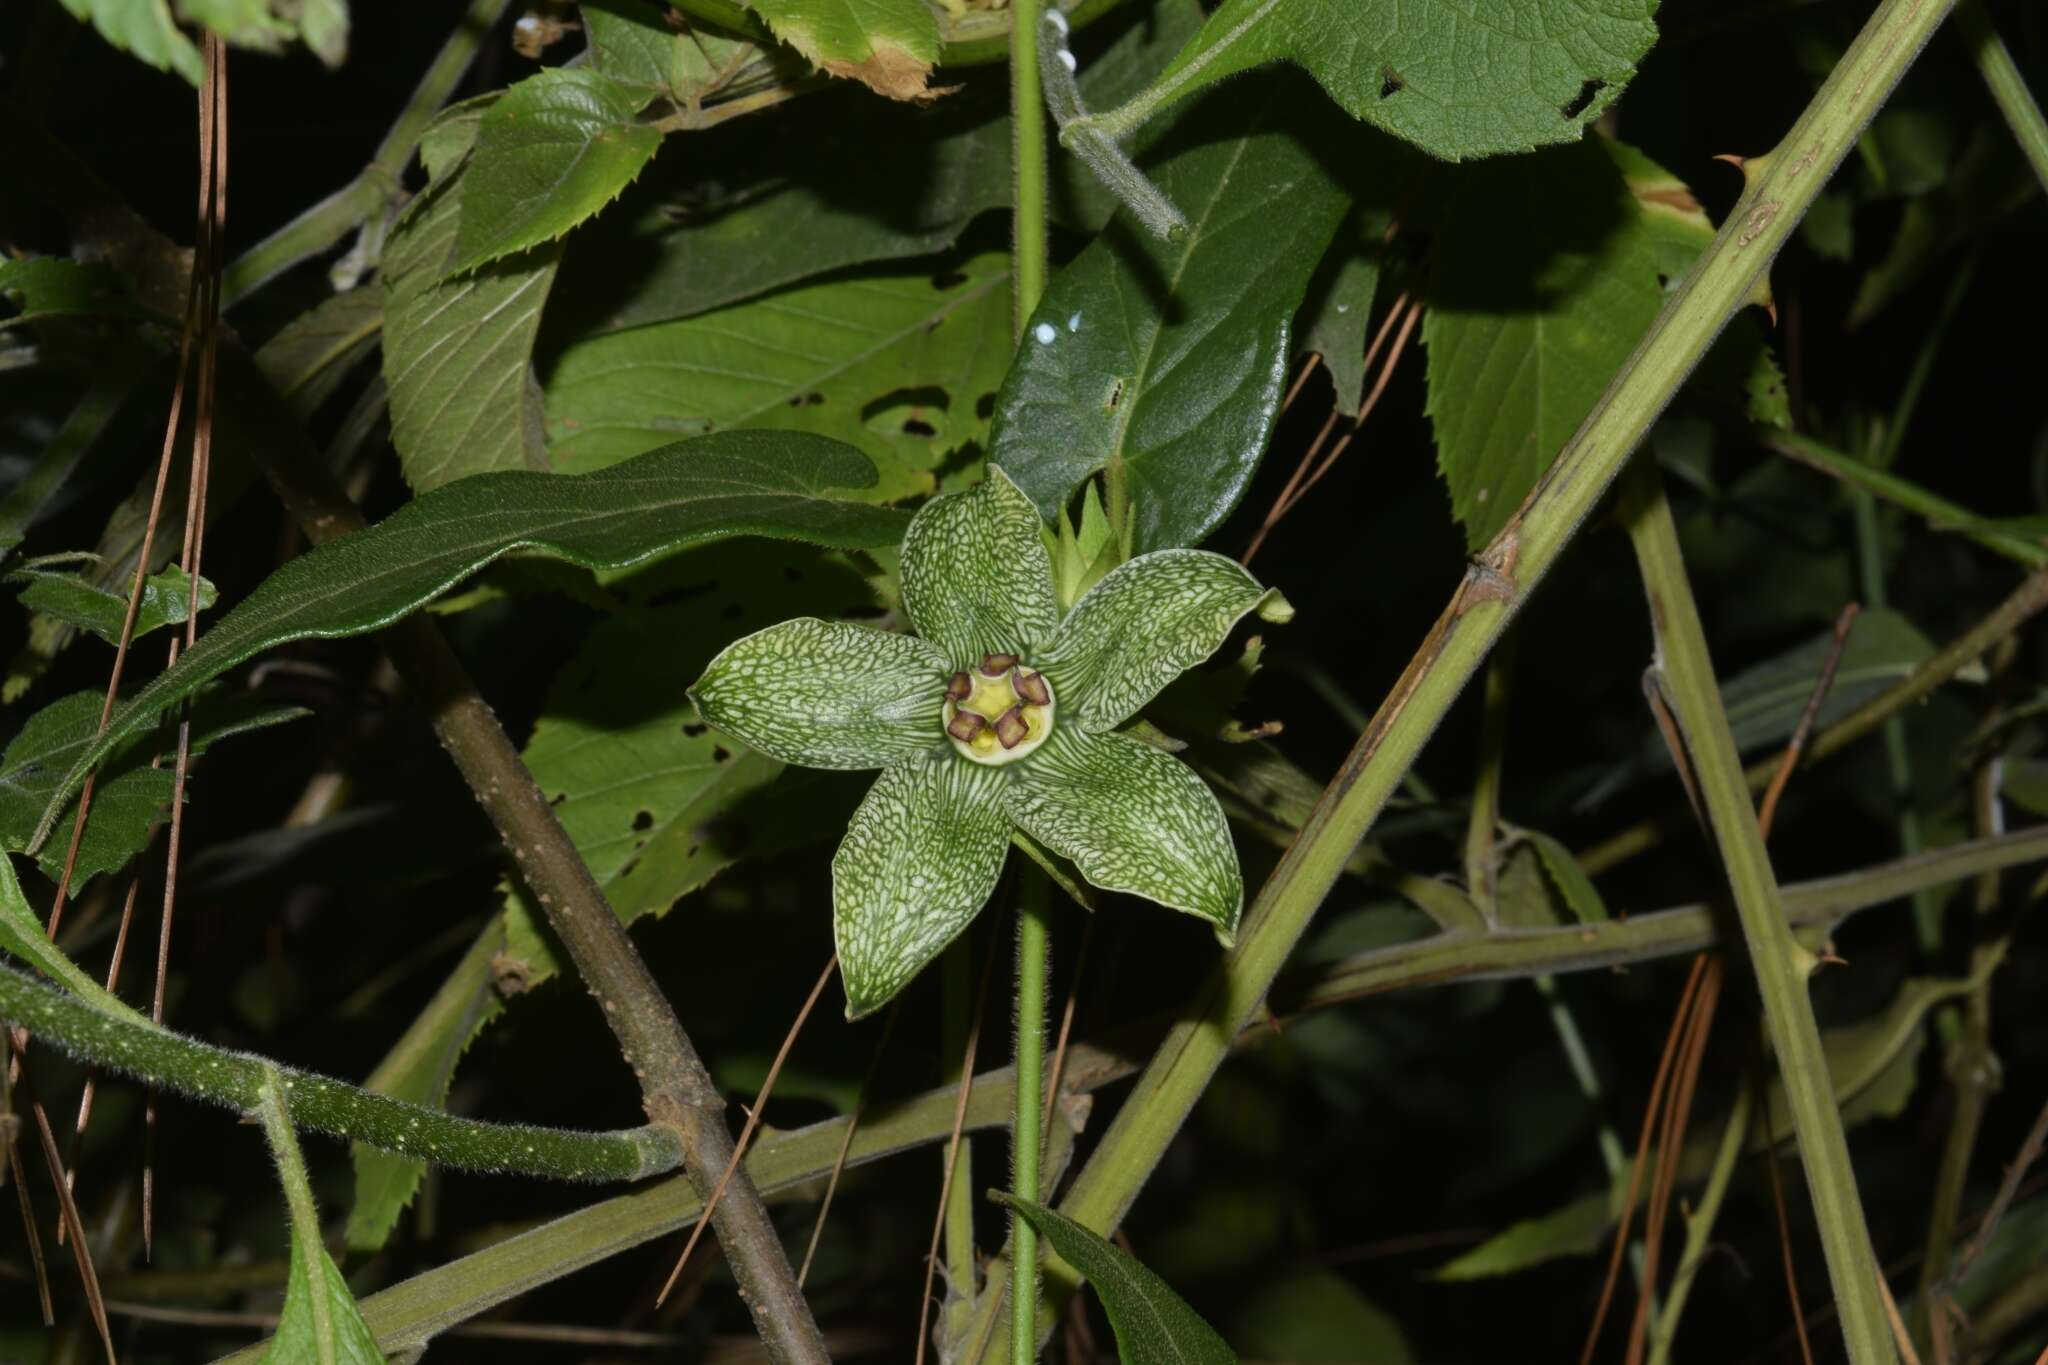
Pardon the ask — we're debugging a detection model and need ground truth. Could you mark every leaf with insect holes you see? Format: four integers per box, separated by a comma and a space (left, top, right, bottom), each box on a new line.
1128, 0, 1658, 161
547, 253, 1014, 504
24, 433, 908, 857
452, 69, 661, 274
988, 78, 1347, 554
993, 1193, 1238, 1364
747, 0, 939, 101
382, 107, 560, 493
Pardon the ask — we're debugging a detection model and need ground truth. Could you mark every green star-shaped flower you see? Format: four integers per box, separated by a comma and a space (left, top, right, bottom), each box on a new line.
689, 468, 1289, 1018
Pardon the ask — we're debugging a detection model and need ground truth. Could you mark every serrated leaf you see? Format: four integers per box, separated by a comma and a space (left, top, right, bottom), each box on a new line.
0, 257, 167, 330
453, 69, 661, 274
556, 0, 1205, 334
9, 563, 215, 645
1521, 830, 1608, 923
748, 0, 937, 100
992, 1193, 1237, 1365
0, 690, 306, 890
547, 253, 1013, 503
1424, 138, 1664, 549
25, 433, 909, 854
989, 79, 1348, 554
1133, 0, 1658, 161
256, 1072, 388, 1365
383, 127, 560, 493
57, 0, 203, 84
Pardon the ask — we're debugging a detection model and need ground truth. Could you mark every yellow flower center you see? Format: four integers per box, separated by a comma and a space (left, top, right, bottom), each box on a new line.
943, 654, 1055, 765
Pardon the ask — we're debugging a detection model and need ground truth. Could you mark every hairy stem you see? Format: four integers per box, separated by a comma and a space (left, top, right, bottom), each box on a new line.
0, 963, 679, 1182
1010, 876, 1051, 1360
1620, 457, 1895, 1363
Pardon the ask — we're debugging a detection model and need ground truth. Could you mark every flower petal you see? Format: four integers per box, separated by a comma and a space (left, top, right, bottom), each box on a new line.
834, 756, 1011, 1017
1008, 727, 1242, 938
1035, 549, 1285, 731
901, 466, 1061, 668
690, 617, 947, 769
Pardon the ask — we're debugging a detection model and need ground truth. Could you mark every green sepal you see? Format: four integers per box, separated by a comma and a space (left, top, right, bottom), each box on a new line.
1036, 549, 1288, 732
1049, 478, 1124, 613
1007, 727, 1242, 939
690, 617, 948, 770
900, 465, 1061, 668
834, 755, 1012, 1018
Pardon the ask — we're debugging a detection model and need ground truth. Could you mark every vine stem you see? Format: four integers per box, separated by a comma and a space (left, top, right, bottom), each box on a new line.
1011, 874, 1051, 1361
966, 0, 1961, 1356
1619, 457, 1895, 1363
1957, 0, 2048, 194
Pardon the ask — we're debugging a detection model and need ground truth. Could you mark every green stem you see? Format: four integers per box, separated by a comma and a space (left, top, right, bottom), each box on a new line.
0, 962, 679, 1182
1619, 457, 1895, 1364
1011, 875, 1051, 1361
1011, 0, 1050, 334
220, 0, 515, 306
1958, 0, 2048, 195
256, 1068, 336, 1346
969, 0, 1957, 1352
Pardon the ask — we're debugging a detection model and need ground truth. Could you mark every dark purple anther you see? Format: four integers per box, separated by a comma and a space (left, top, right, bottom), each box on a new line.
1013, 668, 1051, 706
980, 652, 1019, 675
947, 671, 973, 701
948, 711, 987, 742
995, 706, 1029, 749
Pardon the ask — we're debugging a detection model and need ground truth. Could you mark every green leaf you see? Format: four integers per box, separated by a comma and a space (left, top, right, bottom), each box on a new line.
991, 1193, 1237, 1365
453, 70, 661, 274
382, 114, 560, 493
1227, 1269, 1413, 1363
1129, 0, 1658, 161
251, 286, 382, 422
546, 252, 1013, 503
0, 257, 167, 330
989, 80, 1348, 554
1850, 124, 2038, 327
835, 756, 1009, 1017
1296, 222, 1386, 409
584, 0, 785, 106
747, 0, 938, 100
9, 563, 215, 645
692, 618, 948, 769
56, 0, 204, 84
24, 433, 909, 854
256, 1071, 389, 1365
901, 466, 1062, 668
557, 0, 1204, 334
1520, 830, 1609, 923
1008, 727, 1241, 938
1039, 549, 1285, 732
1, 690, 307, 889
1424, 139, 1664, 550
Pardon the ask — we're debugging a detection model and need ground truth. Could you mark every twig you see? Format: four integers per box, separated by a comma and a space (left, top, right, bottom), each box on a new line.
1758, 603, 1861, 834
657, 956, 838, 1304
1875, 1269, 1926, 1365
1759, 1064, 1819, 1365
799, 1001, 899, 1287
